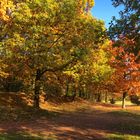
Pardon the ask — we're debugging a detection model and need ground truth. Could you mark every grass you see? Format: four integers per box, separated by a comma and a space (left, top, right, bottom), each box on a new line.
50, 99, 91, 113
115, 101, 134, 106
107, 134, 140, 140
108, 110, 140, 118
106, 109, 140, 140
0, 133, 57, 140
0, 106, 59, 122
0, 92, 140, 140
0, 133, 43, 140
107, 110, 140, 134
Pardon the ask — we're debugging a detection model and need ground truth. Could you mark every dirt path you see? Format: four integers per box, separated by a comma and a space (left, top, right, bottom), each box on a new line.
0, 103, 140, 140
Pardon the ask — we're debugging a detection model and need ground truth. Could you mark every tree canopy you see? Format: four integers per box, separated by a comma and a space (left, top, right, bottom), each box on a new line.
0, 0, 139, 108
109, 0, 140, 59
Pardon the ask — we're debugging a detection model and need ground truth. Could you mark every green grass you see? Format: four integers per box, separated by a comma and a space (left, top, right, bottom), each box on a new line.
0, 133, 42, 140
115, 101, 134, 106
108, 110, 140, 118
108, 110, 140, 133
107, 134, 140, 140
0, 133, 57, 140
107, 111, 140, 139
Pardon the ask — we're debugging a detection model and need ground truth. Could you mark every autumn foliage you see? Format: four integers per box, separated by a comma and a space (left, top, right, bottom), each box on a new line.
0, 0, 139, 108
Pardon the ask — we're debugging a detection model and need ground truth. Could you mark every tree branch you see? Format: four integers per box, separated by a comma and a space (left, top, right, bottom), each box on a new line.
41, 57, 77, 75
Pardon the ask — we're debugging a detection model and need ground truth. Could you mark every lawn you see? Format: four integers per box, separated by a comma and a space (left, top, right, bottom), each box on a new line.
0, 93, 140, 140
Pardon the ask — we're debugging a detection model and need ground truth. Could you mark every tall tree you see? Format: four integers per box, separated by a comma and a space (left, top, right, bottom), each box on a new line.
1, 0, 106, 108
109, 0, 140, 60
0, 0, 14, 79
110, 39, 140, 108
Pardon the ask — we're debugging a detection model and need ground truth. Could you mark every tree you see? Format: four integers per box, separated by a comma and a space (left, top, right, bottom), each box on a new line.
108, 0, 140, 107
109, 39, 140, 108
63, 40, 113, 101
1, 0, 106, 108
109, 0, 140, 60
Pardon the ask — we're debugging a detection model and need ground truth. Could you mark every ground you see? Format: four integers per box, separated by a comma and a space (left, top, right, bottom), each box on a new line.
0, 92, 140, 140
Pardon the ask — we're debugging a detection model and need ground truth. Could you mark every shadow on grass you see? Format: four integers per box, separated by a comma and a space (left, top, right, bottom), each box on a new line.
45, 107, 140, 139
0, 92, 31, 108
0, 93, 140, 140
102, 110, 140, 137
0, 106, 59, 122
0, 132, 57, 140
107, 110, 140, 119
0, 132, 43, 140
0, 92, 60, 122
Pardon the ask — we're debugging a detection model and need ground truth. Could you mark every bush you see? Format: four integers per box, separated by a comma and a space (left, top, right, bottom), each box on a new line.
130, 95, 140, 105
2, 79, 24, 92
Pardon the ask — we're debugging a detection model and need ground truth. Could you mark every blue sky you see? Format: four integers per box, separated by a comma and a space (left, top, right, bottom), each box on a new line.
91, 0, 122, 28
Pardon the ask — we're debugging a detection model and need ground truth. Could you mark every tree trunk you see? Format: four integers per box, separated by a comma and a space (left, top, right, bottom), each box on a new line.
97, 93, 102, 102
34, 69, 42, 109
87, 92, 90, 99
122, 92, 127, 109
105, 92, 108, 103
71, 86, 76, 101
65, 80, 69, 97
82, 86, 86, 98
94, 93, 97, 102
78, 88, 82, 97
